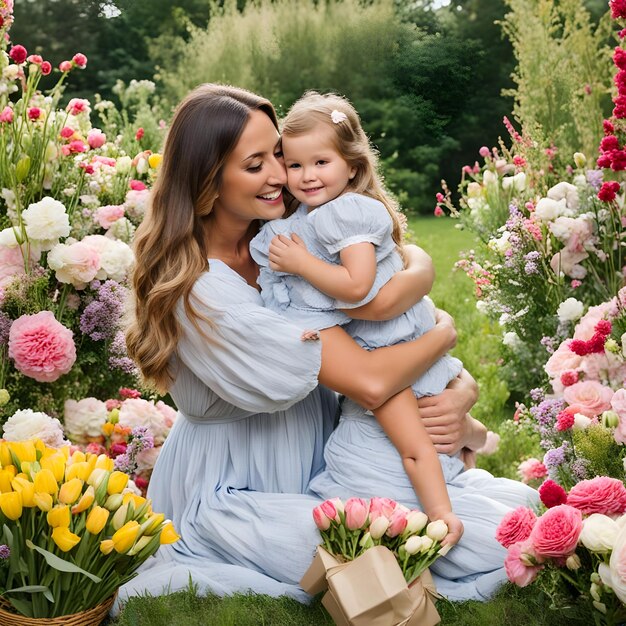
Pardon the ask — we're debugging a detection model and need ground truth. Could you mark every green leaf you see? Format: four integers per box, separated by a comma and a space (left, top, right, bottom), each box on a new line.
25, 540, 102, 583
5, 584, 54, 602
4, 595, 35, 617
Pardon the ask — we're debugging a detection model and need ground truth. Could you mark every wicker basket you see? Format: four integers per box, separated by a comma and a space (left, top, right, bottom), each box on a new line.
0, 593, 116, 626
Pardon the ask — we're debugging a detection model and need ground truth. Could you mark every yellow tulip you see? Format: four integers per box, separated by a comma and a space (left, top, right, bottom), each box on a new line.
51, 527, 81, 552
100, 539, 115, 555
66, 461, 90, 482
71, 485, 95, 514
111, 503, 129, 530
20, 461, 31, 475
102, 422, 115, 437
58, 478, 83, 505
85, 454, 98, 475
148, 153, 163, 169
47, 505, 70, 528
8, 442, 36, 464
86, 468, 108, 489
104, 493, 123, 512
107, 471, 128, 495
34, 492, 53, 512
33, 469, 58, 495
159, 522, 181, 545
0, 491, 22, 520
11, 476, 35, 507
140, 513, 165, 536
0, 442, 12, 467
127, 535, 152, 556
0, 469, 14, 493
95, 454, 114, 471
69, 451, 86, 464
41, 454, 66, 482
112, 521, 140, 554
122, 493, 146, 509
86, 506, 109, 534
34, 440, 46, 455
60, 446, 70, 459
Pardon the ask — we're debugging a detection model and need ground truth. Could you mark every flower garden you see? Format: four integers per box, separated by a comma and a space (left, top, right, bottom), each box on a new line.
3, 0, 626, 622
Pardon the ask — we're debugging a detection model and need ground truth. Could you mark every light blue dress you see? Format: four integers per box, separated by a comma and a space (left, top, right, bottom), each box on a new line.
251, 193, 539, 601
116, 259, 338, 607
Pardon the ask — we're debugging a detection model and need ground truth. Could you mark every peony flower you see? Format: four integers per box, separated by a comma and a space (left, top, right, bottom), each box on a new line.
562, 381, 614, 417
95, 205, 125, 230
529, 505, 582, 558
118, 398, 172, 445
87, 128, 106, 149
504, 541, 543, 587
496, 507, 537, 548
82, 235, 134, 282
48, 241, 101, 289
2, 409, 68, 448
567, 477, 626, 516
557, 298, 584, 323
544, 343, 582, 380
21, 197, 70, 250
538, 480, 568, 509
8, 311, 76, 382
599, 522, 626, 604
518, 458, 547, 483
547, 181, 579, 210
64, 398, 108, 442
535, 197, 566, 222
0, 244, 39, 288
580, 514, 620, 553
136, 446, 160, 472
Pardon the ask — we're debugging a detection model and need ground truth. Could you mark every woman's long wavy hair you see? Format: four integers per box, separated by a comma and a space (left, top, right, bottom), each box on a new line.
281, 91, 405, 260
125, 84, 279, 392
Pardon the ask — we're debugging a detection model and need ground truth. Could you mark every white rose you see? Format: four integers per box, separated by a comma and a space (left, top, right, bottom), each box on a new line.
64, 398, 108, 442
535, 197, 566, 222
2, 409, 68, 448
557, 298, 584, 323
502, 331, 522, 348
98, 238, 134, 281
548, 181, 580, 211
48, 241, 101, 289
573, 413, 592, 430
513, 172, 526, 191
426, 520, 448, 542
580, 514, 620, 553
22, 197, 70, 250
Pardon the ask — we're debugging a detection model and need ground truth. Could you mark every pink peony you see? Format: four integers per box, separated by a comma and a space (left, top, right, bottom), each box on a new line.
496, 507, 537, 548
544, 344, 582, 380
59, 60, 73, 72
344, 498, 368, 530
95, 205, 125, 229
0, 244, 37, 288
8, 44, 27, 64
0, 106, 13, 123
529, 505, 582, 558
567, 477, 626, 516
518, 458, 547, 484
504, 541, 543, 587
87, 128, 106, 149
136, 446, 160, 472
72, 52, 87, 68
8, 311, 76, 382
118, 398, 173, 445
562, 380, 614, 417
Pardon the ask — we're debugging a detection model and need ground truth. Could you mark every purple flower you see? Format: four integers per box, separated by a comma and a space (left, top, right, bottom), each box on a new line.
586, 169, 604, 190
524, 261, 538, 274
0, 544, 10, 559
80, 281, 127, 341
530, 388, 545, 403
544, 446, 566, 468
571, 458, 589, 481
0, 312, 11, 345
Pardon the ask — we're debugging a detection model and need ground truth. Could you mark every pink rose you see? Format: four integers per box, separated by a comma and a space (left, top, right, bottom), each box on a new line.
567, 477, 626, 516
8, 311, 76, 382
544, 344, 582, 380
612, 389, 626, 419
0, 106, 13, 123
504, 541, 543, 587
369, 497, 397, 520
574, 301, 618, 341
385, 508, 408, 538
87, 128, 106, 149
66, 98, 90, 116
344, 498, 368, 531
496, 507, 537, 548
562, 380, 614, 417
59, 60, 73, 72
517, 458, 547, 483
95, 205, 125, 229
72, 52, 87, 68
529, 505, 583, 558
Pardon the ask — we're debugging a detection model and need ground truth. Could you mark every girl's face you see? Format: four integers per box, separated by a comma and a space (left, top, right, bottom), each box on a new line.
282, 124, 356, 209
213, 110, 287, 223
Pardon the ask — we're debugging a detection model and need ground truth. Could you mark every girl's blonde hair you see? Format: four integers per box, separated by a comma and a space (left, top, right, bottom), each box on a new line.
125, 84, 280, 392
281, 91, 405, 254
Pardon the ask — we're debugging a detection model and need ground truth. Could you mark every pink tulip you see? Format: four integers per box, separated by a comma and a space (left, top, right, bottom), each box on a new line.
386, 508, 408, 538
313, 505, 331, 531
369, 497, 397, 520
320, 499, 338, 522
344, 498, 368, 530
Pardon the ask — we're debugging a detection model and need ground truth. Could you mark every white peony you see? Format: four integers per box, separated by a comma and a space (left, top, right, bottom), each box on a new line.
580, 514, 620, 553
22, 197, 70, 250
598, 523, 626, 604
119, 398, 172, 445
548, 181, 580, 211
64, 398, 108, 442
2, 409, 68, 448
573, 413, 592, 430
557, 298, 584, 323
502, 331, 522, 348
0, 227, 20, 247
48, 241, 101, 289
98, 238, 134, 281
535, 197, 566, 222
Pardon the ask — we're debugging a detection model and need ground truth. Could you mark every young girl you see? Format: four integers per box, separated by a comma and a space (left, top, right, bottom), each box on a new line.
250, 92, 465, 547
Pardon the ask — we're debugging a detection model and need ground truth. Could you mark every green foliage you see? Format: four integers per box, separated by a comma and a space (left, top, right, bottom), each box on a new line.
572, 425, 625, 479
501, 0, 612, 159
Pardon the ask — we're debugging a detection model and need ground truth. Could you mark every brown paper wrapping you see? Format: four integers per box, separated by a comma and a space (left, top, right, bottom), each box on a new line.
300, 546, 440, 626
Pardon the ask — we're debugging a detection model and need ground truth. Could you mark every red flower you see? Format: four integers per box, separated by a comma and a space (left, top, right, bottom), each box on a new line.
68, 140, 87, 153
604, 119, 616, 134
560, 370, 579, 387
616, 47, 626, 70
9, 44, 27, 64
59, 60, 72, 72
538, 480, 568, 509
556, 410, 575, 431
40, 61, 51, 76
27, 107, 41, 120
601, 135, 620, 151
129, 180, 147, 191
595, 319, 612, 336
434, 207, 444, 217
597, 154, 612, 169
119, 387, 141, 399
611, 0, 626, 19
78, 162, 94, 174
72, 53, 87, 68
588, 331, 608, 353
569, 339, 590, 356
27, 54, 42, 65
135, 127, 144, 141
598, 180, 621, 202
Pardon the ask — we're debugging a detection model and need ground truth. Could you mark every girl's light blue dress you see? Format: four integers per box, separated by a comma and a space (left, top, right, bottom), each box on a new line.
250, 193, 539, 601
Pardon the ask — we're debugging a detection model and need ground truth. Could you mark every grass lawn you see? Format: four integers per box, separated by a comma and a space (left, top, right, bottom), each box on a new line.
110, 217, 559, 625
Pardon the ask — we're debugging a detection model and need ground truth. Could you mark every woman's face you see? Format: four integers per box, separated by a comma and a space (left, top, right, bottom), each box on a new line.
213, 110, 287, 222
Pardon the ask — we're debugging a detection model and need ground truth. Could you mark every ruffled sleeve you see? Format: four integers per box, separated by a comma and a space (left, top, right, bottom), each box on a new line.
175, 269, 322, 414
310, 193, 393, 255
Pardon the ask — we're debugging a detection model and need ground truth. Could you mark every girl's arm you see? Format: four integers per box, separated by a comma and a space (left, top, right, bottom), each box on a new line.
374, 388, 463, 546
268, 234, 376, 303
317, 313, 457, 410
347, 244, 435, 321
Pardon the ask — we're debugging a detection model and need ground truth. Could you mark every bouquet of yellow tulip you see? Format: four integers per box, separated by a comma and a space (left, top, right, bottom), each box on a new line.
0, 438, 179, 618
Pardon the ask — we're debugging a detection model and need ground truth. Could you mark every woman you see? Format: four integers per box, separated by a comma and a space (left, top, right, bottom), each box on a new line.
119, 84, 497, 605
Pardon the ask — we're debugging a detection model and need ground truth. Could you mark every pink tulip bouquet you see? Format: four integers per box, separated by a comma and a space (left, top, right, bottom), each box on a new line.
497, 476, 626, 624
313, 497, 450, 585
